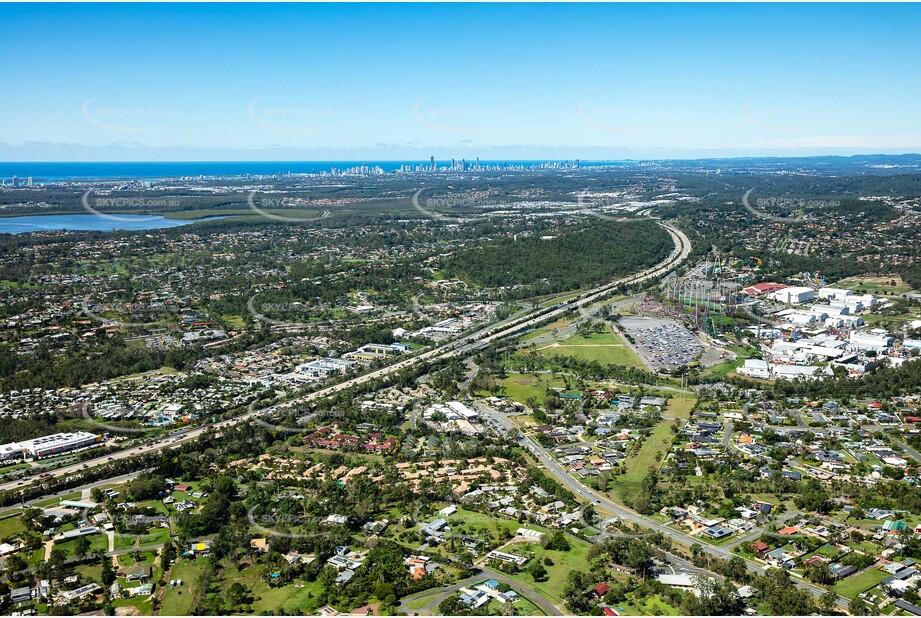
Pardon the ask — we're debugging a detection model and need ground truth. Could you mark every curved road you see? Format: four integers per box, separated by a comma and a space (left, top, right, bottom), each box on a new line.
398, 566, 561, 616
741, 189, 806, 224
488, 413, 850, 611
1, 221, 690, 497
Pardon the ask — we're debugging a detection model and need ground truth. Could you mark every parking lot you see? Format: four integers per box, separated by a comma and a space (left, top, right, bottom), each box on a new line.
619, 317, 703, 372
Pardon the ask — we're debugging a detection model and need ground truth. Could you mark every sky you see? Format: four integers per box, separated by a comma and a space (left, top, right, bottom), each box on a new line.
1, 2, 920, 162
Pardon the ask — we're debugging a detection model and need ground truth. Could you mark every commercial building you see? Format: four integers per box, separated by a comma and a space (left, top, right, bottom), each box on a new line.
739, 359, 771, 379
848, 331, 894, 352
818, 287, 853, 301
742, 282, 787, 296
296, 358, 354, 378
770, 286, 815, 305
345, 343, 411, 361
0, 442, 24, 461
7, 431, 100, 459
771, 364, 832, 381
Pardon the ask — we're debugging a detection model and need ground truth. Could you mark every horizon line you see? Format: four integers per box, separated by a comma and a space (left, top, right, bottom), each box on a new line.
3, 152, 921, 165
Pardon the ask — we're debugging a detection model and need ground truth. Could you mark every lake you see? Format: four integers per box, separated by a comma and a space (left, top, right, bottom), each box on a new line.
0, 213, 224, 235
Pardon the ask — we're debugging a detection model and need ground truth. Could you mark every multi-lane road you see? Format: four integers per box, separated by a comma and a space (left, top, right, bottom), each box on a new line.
3, 218, 848, 609
1, 220, 690, 496
473, 404, 849, 610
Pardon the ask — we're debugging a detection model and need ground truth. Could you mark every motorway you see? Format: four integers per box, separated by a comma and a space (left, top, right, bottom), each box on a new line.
0, 220, 690, 496
0, 470, 146, 516
1, 217, 849, 610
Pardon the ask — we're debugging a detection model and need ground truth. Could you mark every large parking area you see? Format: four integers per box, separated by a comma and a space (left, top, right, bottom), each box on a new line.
619, 317, 703, 372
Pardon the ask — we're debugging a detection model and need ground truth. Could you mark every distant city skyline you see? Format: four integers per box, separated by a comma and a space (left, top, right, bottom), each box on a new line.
2, 3, 920, 161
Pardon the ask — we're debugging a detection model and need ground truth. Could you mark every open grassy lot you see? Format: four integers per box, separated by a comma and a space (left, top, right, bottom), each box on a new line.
115, 526, 171, 551
837, 275, 915, 296
75, 562, 103, 582
280, 579, 325, 614
500, 373, 565, 406
118, 550, 159, 568
219, 564, 320, 613
536, 329, 644, 368
113, 593, 155, 615
612, 395, 694, 502
833, 567, 889, 599
161, 558, 208, 615
0, 511, 26, 540
54, 533, 110, 557
444, 507, 543, 540
138, 526, 172, 546
484, 596, 545, 615
0, 462, 30, 475
403, 593, 436, 611
221, 314, 247, 328
519, 316, 577, 344
491, 536, 591, 606
703, 357, 744, 378
115, 533, 141, 551
645, 594, 681, 615
136, 499, 170, 514
702, 344, 760, 379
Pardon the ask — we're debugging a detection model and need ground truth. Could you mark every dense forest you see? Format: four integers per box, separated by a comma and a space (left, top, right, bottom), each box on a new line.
442, 220, 672, 298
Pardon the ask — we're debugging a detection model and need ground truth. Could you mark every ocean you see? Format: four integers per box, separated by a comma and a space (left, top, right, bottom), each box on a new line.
0, 160, 610, 182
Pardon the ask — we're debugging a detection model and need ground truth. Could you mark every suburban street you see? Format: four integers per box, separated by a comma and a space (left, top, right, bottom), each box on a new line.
1, 222, 689, 496
397, 567, 561, 616
472, 404, 850, 610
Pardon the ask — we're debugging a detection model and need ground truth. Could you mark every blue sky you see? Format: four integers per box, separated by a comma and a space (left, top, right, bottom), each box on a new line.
1, 3, 919, 161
